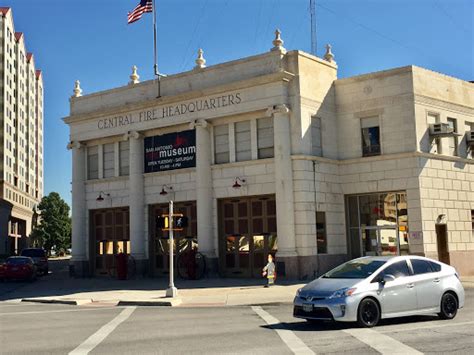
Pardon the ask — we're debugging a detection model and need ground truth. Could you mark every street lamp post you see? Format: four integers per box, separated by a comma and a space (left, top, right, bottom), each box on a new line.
166, 200, 178, 297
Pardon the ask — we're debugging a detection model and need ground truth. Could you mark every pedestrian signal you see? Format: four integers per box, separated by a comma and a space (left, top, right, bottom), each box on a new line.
175, 216, 188, 228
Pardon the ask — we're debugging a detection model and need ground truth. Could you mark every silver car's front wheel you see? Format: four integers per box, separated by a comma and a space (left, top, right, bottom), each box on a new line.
357, 298, 380, 328
438, 292, 458, 320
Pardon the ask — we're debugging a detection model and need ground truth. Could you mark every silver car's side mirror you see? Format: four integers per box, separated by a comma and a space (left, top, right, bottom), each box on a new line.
382, 274, 396, 284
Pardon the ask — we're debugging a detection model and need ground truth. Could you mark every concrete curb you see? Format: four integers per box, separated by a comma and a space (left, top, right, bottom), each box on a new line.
21, 298, 92, 306
117, 299, 182, 307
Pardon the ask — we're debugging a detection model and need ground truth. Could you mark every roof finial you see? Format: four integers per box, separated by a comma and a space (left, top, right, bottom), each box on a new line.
324, 44, 336, 64
72, 80, 82, 98
271, 29, 286, 53
195, 48, 206, 69
129, 65, 140, 85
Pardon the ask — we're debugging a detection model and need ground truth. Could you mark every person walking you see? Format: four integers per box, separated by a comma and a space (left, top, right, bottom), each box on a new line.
262, 254, 276, 288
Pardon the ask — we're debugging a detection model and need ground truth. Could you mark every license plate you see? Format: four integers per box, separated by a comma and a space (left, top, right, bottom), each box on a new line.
302, 303, 313, 312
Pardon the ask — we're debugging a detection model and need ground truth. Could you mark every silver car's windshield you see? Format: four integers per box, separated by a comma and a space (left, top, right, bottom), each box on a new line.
323, 259, 386, 279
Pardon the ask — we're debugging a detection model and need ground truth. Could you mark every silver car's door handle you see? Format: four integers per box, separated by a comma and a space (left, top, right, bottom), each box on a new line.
433, 278, 440, 283
407, 283, 415, 289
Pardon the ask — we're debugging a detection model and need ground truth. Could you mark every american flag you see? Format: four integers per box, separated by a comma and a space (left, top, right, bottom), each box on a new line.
128, 0, 153, 24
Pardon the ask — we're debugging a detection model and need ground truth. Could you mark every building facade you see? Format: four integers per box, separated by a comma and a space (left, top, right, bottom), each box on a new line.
0, 7, 44, 256
64, 34, 474, 278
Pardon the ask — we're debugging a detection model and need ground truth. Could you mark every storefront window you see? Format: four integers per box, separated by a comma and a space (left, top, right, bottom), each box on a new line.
346, 192, 408, 257
316, 212, 327, 254
213, 124, 229, 164
257, 117, 274, 159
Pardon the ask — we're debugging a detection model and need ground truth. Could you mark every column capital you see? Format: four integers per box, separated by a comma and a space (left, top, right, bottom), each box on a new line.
67, 141, 84, 150
125, 130, 143, 140
266, 104, 290, 117
189, 118, 209, 130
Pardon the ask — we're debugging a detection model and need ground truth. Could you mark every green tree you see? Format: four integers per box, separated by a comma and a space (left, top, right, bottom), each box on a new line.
31, 192, 71, 254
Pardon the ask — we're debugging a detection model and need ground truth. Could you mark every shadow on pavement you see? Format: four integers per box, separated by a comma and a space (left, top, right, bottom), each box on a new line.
0, 258, 301, 302
262, 315, 444, 332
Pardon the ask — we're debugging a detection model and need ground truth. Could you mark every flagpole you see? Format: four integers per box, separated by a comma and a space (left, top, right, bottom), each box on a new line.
153, 0, 161, 98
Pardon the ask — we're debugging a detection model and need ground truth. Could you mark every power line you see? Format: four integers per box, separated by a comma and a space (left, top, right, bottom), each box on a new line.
179, 0, 209, 72
434, 0, 471, 35
315, 2, 461, 74
310, 0, 317, 55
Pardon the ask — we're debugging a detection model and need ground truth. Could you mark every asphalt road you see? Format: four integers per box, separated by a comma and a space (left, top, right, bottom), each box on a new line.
0, 288, 473, 354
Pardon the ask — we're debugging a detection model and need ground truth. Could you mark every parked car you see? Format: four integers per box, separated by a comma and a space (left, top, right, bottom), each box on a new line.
3, 256, 37, 281
294, 256, 464, 327
20, 248, 49, 275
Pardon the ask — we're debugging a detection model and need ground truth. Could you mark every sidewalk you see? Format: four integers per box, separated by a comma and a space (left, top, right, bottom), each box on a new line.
2, 258, 472, 308
1, 276, 304, 307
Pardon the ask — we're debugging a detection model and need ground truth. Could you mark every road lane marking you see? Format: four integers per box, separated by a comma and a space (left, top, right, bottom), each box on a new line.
251, 306, 315, 355
378, 320, 474, 333
343, 328, 423, 355
69, 306, 136, 355
0, 307, 118, 316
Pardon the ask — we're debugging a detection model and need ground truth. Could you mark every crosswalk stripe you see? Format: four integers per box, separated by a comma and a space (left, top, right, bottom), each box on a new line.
69, 306, 136, 355
252, 306, 315, 355
344, 328, 423, 355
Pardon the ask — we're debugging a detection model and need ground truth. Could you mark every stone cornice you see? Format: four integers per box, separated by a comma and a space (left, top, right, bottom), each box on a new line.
413, 93, 474, 114
63, 71, 295, 125
292, 151, 474, 166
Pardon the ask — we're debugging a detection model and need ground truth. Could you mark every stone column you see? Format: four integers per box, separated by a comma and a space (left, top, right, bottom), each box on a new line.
193, 119, 217, 273
68, 141, 88, 277
267, 104, 298, 278
128, 131, 147, 275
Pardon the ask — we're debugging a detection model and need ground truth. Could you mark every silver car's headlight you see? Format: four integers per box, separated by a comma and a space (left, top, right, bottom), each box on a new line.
329, 287, 356, 299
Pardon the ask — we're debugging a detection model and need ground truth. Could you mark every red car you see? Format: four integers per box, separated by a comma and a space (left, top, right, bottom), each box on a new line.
3, 256, 37, 281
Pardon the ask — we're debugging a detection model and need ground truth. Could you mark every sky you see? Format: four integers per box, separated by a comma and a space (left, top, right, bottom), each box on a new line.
4, 0, 473, 206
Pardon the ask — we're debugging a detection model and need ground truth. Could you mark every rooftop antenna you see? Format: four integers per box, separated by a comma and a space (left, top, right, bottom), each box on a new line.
310, 0, 317, 56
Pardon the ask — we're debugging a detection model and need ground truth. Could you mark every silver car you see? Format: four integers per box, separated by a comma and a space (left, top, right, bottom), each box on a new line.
294, 256, 464, 327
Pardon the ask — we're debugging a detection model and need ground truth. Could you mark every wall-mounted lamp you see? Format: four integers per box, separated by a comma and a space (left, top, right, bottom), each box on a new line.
436, 214, 447, 224
232, 177, 246, 189
160, 185, 173, 196
96, 191, 110, 202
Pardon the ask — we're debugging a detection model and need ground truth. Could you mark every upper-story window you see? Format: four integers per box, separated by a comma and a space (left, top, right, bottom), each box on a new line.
103, 143, 115, 178
119, 141, 130, 176
87, 146, 99, 180
214, 124, 230, 164
361, 117, 380, 157
311, 116, 322, 157
257, 117, 274, 159
235, 121, 251, 162
427, 113, 441, 154
466, 122, 474, 159
447, 118, 458, 156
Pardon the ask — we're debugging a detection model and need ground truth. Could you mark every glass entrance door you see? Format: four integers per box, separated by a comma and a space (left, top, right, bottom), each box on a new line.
362, 227, 398, 256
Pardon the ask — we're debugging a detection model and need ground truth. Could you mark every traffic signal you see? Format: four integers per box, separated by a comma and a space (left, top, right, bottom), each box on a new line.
156, 216, 169, 229
175, 216, 188, 228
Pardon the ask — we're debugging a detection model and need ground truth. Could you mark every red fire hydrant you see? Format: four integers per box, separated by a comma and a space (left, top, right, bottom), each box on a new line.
116, 253, 128, 280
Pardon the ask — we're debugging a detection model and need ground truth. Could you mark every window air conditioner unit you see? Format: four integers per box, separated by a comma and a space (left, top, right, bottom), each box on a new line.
467, 131, 474, 148
429, 123, 456, 137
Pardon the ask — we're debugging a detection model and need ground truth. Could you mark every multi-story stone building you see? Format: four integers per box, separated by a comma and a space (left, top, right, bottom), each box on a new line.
0, 7, 44, 256
64, 31, 474, 278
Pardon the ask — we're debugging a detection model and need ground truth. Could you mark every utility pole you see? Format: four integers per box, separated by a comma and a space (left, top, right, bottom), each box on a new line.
310, 0, 317, 56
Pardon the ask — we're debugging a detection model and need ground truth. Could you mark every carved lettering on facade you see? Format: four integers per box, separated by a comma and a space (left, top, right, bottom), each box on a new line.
97, 92, 242, 130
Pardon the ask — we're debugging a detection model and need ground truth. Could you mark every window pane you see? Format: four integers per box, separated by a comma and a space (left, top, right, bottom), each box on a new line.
214, 124, 229, 164
362, 126, 380, 157
316, 211, 327, 254
257, 117, 274, 158
411, 259, 433, 274
381, 261, 410, 279
103, 143, 115, 178
235, 121, 251, 161
87, 146, 99, 180
119, 141, 129, 176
